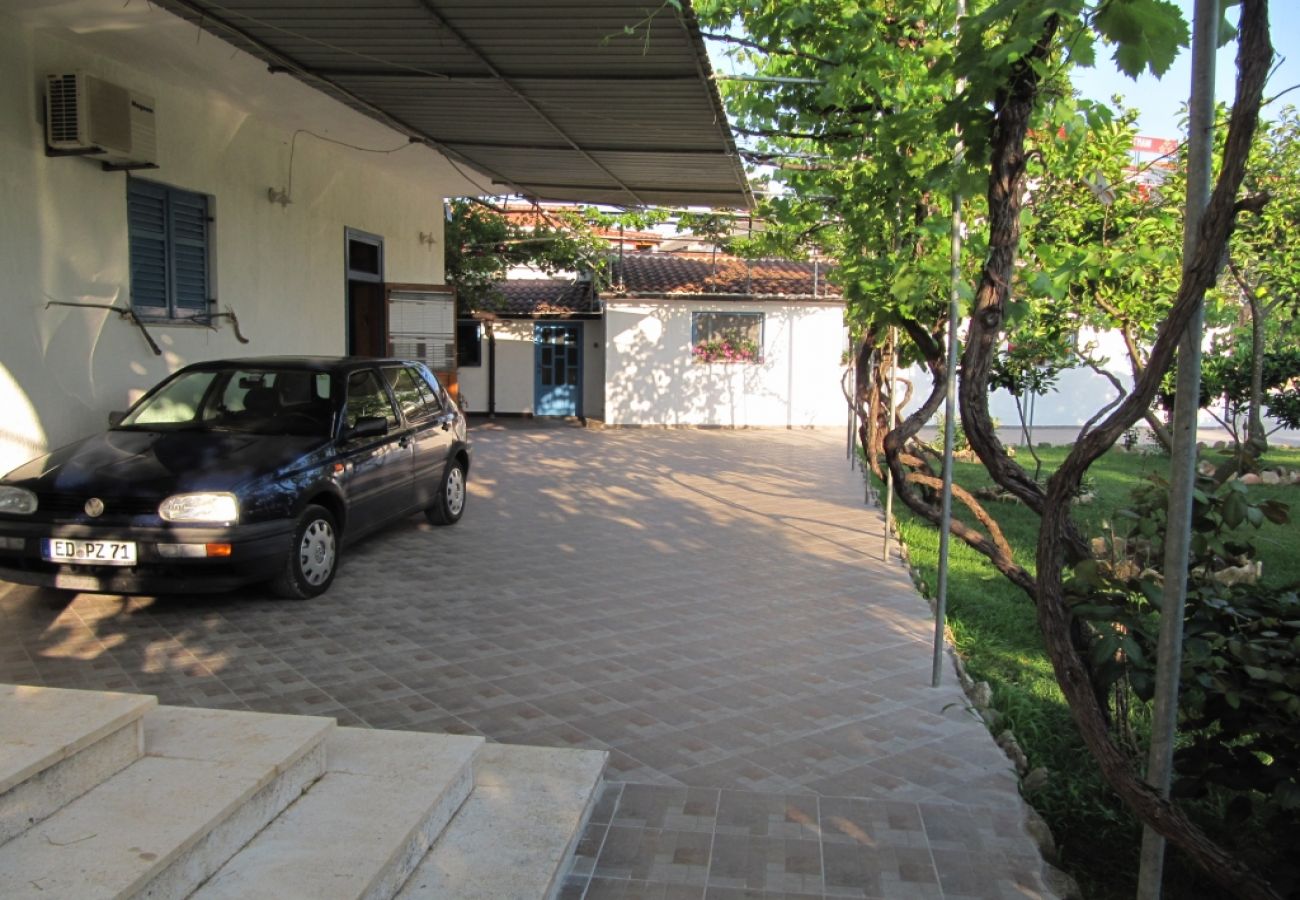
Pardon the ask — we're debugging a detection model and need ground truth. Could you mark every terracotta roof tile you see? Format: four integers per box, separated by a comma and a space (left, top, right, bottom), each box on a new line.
469, 279, 596, 316
607, 253, 840, 300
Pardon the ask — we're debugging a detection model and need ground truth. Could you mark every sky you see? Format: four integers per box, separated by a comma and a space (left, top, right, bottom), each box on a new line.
1070, 0, 1300, 139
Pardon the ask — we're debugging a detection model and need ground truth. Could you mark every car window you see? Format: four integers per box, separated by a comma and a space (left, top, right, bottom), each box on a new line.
198, 370, 331, 436
383, 366, 441, 424
406, 366, 444, 416
412, 365, 450, 412
121, 371, 218, 426
346, 369, 398, 431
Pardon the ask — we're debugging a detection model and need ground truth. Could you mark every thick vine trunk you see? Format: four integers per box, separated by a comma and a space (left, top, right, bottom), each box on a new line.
956, 15, 1060, 515
854, 320, 1036, 595
960, 1, 1279, 896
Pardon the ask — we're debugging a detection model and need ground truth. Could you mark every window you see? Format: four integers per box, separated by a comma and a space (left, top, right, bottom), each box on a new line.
691, 312, 764, 364
413, 366, 451, 409
128, 179, 211, 319
383, 366, 443, 424
122, 371, 216, 426
345, 369, 399, 432
388, 291, 455, 369
346, 230, 383, 282
457, 322, 483, 367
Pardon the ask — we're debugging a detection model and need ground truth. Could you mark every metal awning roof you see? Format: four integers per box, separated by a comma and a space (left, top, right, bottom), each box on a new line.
150, 0, 752, 210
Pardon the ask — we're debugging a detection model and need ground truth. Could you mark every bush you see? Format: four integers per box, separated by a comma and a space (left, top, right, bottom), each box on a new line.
1066, 469, 1298, 891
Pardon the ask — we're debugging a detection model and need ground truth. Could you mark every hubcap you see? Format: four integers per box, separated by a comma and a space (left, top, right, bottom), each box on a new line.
298, 518, 336, 585
446, 467, 465, 516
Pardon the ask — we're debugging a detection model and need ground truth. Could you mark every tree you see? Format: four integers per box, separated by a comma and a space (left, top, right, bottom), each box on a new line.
1015, 107, 1189, 450
1222, 106, 1300, 452
698, 0, 1280, 895
443, 199, 667, 310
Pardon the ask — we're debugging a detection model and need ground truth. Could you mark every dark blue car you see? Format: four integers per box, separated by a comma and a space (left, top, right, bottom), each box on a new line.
0, 357, 470, 598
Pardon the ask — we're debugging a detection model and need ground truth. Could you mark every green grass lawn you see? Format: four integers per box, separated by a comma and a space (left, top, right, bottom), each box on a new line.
881, 443, 1300, 899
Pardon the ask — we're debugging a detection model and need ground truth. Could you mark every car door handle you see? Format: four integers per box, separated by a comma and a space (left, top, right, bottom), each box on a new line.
398, 435, 413, 448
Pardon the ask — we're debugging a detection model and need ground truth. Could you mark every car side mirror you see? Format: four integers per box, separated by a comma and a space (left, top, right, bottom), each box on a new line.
108, 410, 127, 428
344, 415, 388, 440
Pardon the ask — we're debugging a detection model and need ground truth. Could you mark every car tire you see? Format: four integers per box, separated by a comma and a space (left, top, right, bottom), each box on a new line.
272, 504, 339, 599
425, 459, 466, 526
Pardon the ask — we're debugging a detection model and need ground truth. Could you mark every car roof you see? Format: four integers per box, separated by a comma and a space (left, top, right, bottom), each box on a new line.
180, 356, 425, 374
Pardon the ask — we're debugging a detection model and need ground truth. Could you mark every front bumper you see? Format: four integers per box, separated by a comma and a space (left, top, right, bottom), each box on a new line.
0, 518, 294, 595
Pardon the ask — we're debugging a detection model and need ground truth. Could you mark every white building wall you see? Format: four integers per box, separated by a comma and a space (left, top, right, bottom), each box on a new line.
603, 300, 847, 428
897, 328, 1300, 445
459, 319, 604, 418
490, 321, 537, 415
0, 5, 473, 474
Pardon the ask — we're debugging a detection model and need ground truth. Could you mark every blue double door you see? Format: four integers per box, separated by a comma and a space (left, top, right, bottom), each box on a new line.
534, 323, 582, 416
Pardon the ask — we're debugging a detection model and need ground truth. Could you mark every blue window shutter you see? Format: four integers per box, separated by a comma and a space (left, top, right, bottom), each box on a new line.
168, 190, 209, 314
127, 179, 210, 317
127, 180, 169, 313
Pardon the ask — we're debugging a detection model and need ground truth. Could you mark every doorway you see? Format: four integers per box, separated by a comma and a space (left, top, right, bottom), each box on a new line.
534, 323, 582, 416
346, 229, 385, 356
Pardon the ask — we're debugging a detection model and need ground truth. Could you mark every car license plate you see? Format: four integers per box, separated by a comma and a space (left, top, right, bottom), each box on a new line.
43, 539, 137, 567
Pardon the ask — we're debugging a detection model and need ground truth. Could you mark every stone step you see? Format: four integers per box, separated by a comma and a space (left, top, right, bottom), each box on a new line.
192, 727, 483, 900
0, 683, 155, 845
0, 704, 332, 899
395, 744, 607, 900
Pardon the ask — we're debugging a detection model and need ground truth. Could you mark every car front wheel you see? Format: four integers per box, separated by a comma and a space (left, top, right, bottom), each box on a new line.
425, 459, 466, 526
272, 504, 339, 598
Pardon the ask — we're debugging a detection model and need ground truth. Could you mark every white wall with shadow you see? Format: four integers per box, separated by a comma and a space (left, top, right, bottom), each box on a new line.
603, 299, 846, 428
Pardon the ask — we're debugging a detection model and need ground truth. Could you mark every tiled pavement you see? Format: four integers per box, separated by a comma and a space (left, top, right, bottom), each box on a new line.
0, 421, 1055, 899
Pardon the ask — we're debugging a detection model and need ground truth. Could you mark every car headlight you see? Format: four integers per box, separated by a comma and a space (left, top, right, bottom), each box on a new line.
159, 493, 239, 524
0, 486, 38, 515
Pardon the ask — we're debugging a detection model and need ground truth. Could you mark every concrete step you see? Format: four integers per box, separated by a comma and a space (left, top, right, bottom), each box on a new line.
0, 683, 155, 845
193, 727, 484, 900
0, 704, 333, 899
395, 743, 607, 900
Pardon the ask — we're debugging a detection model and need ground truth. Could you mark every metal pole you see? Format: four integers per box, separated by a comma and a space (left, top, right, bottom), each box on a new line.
882, 328, 898, 561
865, 349, 878, 505
1137, 1, 1218, 896
933, 195, 964, 683
1027, 390, 1036, 448
933, 0, 966, 687
848, 361, 856, 465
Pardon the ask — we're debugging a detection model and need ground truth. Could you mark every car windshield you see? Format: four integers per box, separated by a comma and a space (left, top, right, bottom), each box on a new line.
118, 368, 335, 437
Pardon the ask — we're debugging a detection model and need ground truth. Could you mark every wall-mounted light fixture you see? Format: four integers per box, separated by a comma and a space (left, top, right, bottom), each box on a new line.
418, 231, 437, 247
266, 187, 291, 207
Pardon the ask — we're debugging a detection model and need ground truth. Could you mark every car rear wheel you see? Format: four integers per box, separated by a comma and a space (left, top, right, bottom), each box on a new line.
424, 459, 466, 526
272, 504, 338, 598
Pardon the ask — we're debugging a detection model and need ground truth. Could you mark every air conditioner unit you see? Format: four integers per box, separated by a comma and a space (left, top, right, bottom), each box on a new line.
45, 73, 157, 170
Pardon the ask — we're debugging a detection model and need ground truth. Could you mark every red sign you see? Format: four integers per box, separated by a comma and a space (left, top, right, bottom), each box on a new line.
1132, 135, 1178, 155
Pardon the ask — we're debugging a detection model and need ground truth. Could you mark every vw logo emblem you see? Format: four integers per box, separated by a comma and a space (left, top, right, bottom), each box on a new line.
84, 498, 105, 518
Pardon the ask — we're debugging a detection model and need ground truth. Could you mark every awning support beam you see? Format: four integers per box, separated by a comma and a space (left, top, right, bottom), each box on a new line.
411, 0, 648, 206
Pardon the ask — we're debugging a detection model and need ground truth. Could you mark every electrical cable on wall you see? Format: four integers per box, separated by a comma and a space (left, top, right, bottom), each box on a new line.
270, 129, 412, 205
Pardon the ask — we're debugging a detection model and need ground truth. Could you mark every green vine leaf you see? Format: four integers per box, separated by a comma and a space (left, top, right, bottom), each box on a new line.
1093, 0, 1189, 77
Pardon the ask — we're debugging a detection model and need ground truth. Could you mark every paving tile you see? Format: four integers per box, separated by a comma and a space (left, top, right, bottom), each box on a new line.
589, 781, 626, 825
824, 842, 942, 898
0, 424, 1057, 900
585, 877, 705, 899
676, 759, 808, 795
595, 826, 713, 885
706, 833, 824, 894
819, 797, 929, 850
611, 784, 720, 832
714, 791, 820, 840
